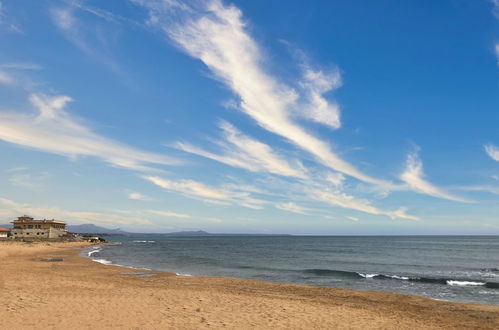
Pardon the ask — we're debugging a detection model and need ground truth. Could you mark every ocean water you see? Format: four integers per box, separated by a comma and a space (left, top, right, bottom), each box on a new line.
82, 235, 499, 305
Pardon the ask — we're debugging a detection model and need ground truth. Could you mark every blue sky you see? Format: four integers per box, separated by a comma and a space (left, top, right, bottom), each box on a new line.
0, 0, 498, 234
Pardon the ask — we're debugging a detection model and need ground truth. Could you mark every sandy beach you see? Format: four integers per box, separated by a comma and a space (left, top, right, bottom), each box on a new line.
1, 242, 499, 329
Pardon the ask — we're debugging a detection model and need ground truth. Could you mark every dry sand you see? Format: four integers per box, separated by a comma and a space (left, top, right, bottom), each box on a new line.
1, 242, 499, 329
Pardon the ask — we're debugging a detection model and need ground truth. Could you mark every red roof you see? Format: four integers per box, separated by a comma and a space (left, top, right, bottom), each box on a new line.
0, 227, 10, 232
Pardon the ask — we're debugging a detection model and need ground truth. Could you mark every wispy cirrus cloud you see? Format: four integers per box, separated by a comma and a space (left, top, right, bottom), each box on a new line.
485, 144, 499, 162
143, 175, 267, 209
145, 209, 191, 218
309, 186, 418, 220
275, 202, 309, 214
131, 0, 424, 219
0, 93, 178, 171
144, 210, 223, 223
296, 66, 342, 129
400, 149, 469, 203
9, 171, 50, 190
133, 0, 386, 186
0, 1, 22, 33
177, 121, 307, 179
491, 0, 499, 19
0, 70, 14, 85
49, 5, 125, 76
128, 192, 151, 201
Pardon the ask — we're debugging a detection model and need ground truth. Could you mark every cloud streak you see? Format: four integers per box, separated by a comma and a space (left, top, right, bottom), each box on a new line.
485, 144, 499, 162
143, 175, 267, 209
177, 121, 307, 178
0, 93, 178, 171
400, 149, 469, 202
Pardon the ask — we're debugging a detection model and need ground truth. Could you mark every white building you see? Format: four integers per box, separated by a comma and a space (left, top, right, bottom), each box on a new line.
0, 227, 10, 238
11, 216, 67, 239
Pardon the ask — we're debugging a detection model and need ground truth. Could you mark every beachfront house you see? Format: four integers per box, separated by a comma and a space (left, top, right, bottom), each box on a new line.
11, 216, 67, 239
0, 227, 10, 238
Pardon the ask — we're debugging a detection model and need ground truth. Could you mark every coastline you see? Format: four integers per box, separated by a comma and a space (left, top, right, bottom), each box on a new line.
1, 242, 499, 329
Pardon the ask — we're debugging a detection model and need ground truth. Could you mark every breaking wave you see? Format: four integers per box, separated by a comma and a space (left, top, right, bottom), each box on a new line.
302, 268, 499, 289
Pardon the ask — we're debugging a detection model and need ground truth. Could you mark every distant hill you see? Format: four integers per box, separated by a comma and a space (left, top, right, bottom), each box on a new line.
0, 223, 290, 236
67, 224, 128, 235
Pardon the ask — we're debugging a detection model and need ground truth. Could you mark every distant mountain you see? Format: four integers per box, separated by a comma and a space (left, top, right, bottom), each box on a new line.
0, 223, 291, 236
67, 224, 128, 235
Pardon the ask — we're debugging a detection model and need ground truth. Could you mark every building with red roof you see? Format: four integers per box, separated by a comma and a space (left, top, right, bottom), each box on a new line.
0, 226, 10, 238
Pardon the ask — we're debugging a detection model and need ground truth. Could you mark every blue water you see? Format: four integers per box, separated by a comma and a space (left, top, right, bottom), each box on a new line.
83, 235, 499, 305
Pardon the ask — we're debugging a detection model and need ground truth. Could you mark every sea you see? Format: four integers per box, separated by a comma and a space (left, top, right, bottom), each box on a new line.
82, 235, 499, 305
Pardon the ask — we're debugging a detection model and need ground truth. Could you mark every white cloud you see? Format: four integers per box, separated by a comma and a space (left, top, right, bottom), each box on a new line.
347, 216, 359, 222
452, 185, 499, 195
400, 149, 469, 202
128, 192, 151, 201
51, 7, 75, 31
177, 121, 307, 178
143, 175, 267, 209
0, 197, 151, 226
128, 0, 428, 220
134, 0, 386, 186
144, 176, 230, 199
5, 166, 29, 173
297, 67, 342, 129
275, 202, 308, 214
145, 210, 191, 218
9, 171, 50, 189
0, 93, 178, 171
485, 144, 499, 162
0, 70, 14, 85
49, 6, 124, 76
324, 172, 345, 187
145, 210, 223, 223
492, 0, 499, 19
0, 62, 42, 70
0, 1, 22, 33
310, 188, 418, 220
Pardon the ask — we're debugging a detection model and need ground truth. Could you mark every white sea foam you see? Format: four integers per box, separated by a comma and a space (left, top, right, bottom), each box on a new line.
358, 273, 378, 278
87, 247, 101, 257
446, 280, 485, 286
176, 272, 193, 277
92, 258, 112, 265
133, 240, 155, 243
388, 275, 410, 280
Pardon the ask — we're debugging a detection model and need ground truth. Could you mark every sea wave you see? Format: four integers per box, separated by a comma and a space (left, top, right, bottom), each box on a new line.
302, 268, 499, 289
87, 247, 101, 257
133, 240, 156, 243
175, 272, 193, 277
92, 258, 112, 265
446, 280, 485, 286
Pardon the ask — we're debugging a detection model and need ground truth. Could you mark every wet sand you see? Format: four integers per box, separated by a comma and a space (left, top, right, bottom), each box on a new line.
1, 241, 499, 329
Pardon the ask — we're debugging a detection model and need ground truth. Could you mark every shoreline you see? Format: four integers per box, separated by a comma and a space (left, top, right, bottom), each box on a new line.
1, 242, 499, 329
84, 242, 499, 306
